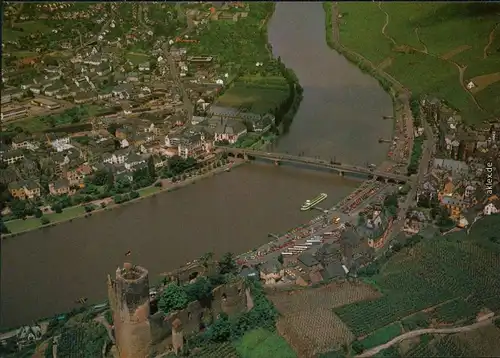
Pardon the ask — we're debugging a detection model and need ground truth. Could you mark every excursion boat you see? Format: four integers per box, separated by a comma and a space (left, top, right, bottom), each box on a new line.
301, 193, 328, 211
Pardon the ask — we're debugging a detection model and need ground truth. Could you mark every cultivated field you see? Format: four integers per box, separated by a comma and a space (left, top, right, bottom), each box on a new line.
267, 282, 381, 356
454, 324, 500, 357
334, 238, 500, 337
335, 2, 500, 123
215, 76, 289, 115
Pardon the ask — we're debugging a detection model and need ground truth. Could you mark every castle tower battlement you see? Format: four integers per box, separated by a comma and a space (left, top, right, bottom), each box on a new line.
108, 262, 151, 358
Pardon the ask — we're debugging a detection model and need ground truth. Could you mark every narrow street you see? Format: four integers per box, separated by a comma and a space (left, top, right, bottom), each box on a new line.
163, 46, 193, 123
137, 3, 194, 124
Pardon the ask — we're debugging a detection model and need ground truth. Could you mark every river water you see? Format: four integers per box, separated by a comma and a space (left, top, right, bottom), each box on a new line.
0, 3, 393, 328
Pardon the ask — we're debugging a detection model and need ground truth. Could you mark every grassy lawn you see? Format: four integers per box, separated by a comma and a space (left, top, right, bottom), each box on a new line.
138, 186, 162, 197
5, 206, 86, 234
475, 82, 500, 117
13, 20, 52, 34
335, 2, 500, 124
11, 51, 38, 59
46, 206, 86, 222
125, 52, 149, 65
233, 329, 297, 358
216, 81, 289, 114
6, 116, 51, 133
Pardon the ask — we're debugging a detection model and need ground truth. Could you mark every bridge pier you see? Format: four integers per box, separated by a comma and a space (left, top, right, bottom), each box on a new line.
339, 171, 344, 177
274, 160, 280, 166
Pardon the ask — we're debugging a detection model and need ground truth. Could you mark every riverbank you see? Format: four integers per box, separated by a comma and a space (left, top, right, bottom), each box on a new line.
323, 2, 414, 170
326, 2, 499, 123
2, 160, 244, 238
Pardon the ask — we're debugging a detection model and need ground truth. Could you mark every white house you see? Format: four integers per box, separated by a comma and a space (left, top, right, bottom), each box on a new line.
483, 202, 498, 216
124, 153, 145, 170
466, 81, 476, 90
102, 150, 129, 165
120, 138, 130, 148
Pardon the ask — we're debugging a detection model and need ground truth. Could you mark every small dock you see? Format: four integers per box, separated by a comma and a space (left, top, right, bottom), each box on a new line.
378, 138, 392, 143
383, 115, 394, 120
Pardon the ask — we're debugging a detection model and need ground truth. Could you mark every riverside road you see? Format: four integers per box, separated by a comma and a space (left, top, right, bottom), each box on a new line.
1, 3, 394, 328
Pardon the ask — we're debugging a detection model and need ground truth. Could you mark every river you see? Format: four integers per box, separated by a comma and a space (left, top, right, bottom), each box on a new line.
0, 3, 393, 328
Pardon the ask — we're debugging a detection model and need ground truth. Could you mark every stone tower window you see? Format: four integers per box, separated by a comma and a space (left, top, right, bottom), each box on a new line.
237, 288, 242, 295
222, 293, 227, 301
188, 311, 192, 320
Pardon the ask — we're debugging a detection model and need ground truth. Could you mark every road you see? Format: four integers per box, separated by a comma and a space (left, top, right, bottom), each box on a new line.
163, 45, 194, 123
137, 4, 194, 123
356, 315, 497, 357
387, 116, 435, 242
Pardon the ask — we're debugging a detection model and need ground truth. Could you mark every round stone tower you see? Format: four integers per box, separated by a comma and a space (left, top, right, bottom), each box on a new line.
109, 262, 151, 358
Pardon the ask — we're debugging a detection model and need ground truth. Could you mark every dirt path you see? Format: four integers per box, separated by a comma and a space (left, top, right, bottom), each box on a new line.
378, 2, 396, 45
414, 27, 428, 54
484, 23, 499, 59
331, 2, 340, 44
355, 316, 497, 357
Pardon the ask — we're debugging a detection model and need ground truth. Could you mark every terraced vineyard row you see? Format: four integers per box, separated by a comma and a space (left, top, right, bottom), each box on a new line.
432, 335, 475, 357
430, 297, 479, 324
334, 275, 451, 335
335, 238, 500, 336
194, 342, 240, 358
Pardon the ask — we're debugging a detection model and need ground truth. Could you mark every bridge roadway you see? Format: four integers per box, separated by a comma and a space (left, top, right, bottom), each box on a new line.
219, 147, 410, 183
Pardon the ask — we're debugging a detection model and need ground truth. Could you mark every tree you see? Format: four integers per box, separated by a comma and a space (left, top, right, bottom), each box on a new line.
184, 277, 213, 303
0, 221, 10, 234
34, 208, 43, 218
52, 204, 63, 214
92, 170, 114, 186
147, 156, 156, 179
9, 199, 27, 218
351, 341, 364, 354
218, 252, 237, 275
277, 254, 284, 265
200, 251, 214, 268
129, 191, 139, 199
158, 283, 189, 314
206, 313, 231, 343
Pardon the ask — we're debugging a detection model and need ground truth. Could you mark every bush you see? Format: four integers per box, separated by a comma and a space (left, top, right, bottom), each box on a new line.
104, 310, 113, 325
52, 204, 63, 213
84, 205, 95, 213
34, 209, 43, 218
129, 191, 140, 199
40, 216, 50, 225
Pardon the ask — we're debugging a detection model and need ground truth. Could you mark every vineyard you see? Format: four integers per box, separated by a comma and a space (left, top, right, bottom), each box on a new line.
334, 236, 500, 336
372, 345, 401, 358
194, 342, 239, 358
267, 282, 379, 355
430, 297, 478, 324
358, 322, 402, 350
453, 325, 500, 357
56, 322, 109, 358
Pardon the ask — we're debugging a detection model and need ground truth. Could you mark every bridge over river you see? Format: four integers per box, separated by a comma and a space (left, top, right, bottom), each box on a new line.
219, 147, 410, 184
